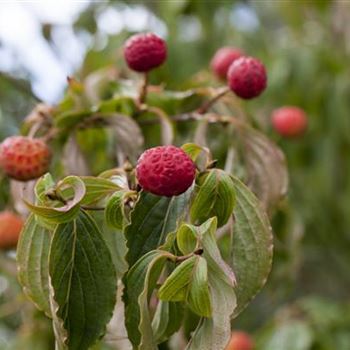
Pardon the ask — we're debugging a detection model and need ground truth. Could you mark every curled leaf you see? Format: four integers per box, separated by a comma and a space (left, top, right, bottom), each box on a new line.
105, 190, 136, 230
124, 250, 172, 349
25, 176, 86, 224
185, 218, 236, 350
152, 301, 184, 344
17, 214, 52, 317
188, 257, 212, 318
80, 176, 121, 205
190, 169, 236, 227
158, 256, 197, 302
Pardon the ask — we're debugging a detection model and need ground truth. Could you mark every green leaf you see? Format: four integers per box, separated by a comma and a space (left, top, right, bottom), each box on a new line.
33, 174, 58, 230
152, 301, 184, 344
76, 128, 111, 175
146, 89, 205, 115
90, 211, 128, 279
187, 271, 236, 350
190, 169, 236, 227
35, 173, 55, 204
181, 143, 211, 171
181, 143, 205, 162
125, 190, 191, 267
188, 257, 211, 318
124, 250, 172, 349
17, 214, 52, 317
158, 256, 197, 302
198, 218, 236, 291
80, 176, 121, 205
98, 95, 138, 115
177, 223, 198, 255
161, 221, 214, 318
177, 217, 236, 288
26, 176, 86, 224
230, 176, 273, 317
49, 211, 117, 350
54, 110, 92, 129
105, 190, 136, 230
186, 218, 237, 350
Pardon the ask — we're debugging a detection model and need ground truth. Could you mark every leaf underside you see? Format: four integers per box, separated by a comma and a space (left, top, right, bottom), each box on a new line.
230, 176, 273, 318
49, 210, 117, 350
17, 214, 52, 317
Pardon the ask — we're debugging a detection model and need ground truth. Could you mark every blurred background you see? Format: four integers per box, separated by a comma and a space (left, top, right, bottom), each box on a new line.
0, 0, 350, 349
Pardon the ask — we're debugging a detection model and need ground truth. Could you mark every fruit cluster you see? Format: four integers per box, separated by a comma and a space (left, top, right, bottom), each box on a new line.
120, 33, 307, 196
0, 30, 282, 350
0, 32, 307, 191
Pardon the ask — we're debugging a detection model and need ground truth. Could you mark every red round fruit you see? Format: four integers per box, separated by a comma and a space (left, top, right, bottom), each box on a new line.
227, 56, 267, 99
272, 106, 307, 137
225, 331, 254, 350
211, 47, 244, 80
136, 145, 196, 197
0, 211, 23, 249
124, 32, 167, 72
0, 136, 51, 181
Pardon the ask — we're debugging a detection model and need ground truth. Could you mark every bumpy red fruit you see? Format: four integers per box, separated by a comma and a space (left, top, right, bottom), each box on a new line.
211, 47, 244, 80
227, 56, 267, 99
124, 32, 167, 72
136, 145, 196, 197
0, 136, 51, 181
0, 211, 23, 249
272, 106, 307, 137
225, 331, 254, 350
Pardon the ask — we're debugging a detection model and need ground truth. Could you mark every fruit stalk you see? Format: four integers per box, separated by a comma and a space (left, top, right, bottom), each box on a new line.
197, 86, 230, 114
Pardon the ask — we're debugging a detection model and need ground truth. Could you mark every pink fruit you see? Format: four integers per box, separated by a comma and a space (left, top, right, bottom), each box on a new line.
0, 136, 51, 181
136, 145, 196, 197
225, 331, 254, 350
0, 211, 23, 249
272, 106, 307, 137
211, 47, 244, 80
227, 56, 267, 99
124, 32, 167, 72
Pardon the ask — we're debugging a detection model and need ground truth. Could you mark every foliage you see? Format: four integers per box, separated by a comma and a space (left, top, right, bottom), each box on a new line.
1, 1, 350, 349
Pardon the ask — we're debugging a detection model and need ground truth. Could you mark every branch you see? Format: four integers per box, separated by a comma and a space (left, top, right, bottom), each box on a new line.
174, 248, 204, 262
196, 86, 230, 114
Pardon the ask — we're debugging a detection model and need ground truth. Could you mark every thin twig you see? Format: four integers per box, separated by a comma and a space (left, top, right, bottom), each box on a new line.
81, 205, 105, 211
42, 127, 60, 143
138, 72, 149, 105
175, 248, 204, 262
197, 86, 230, 114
